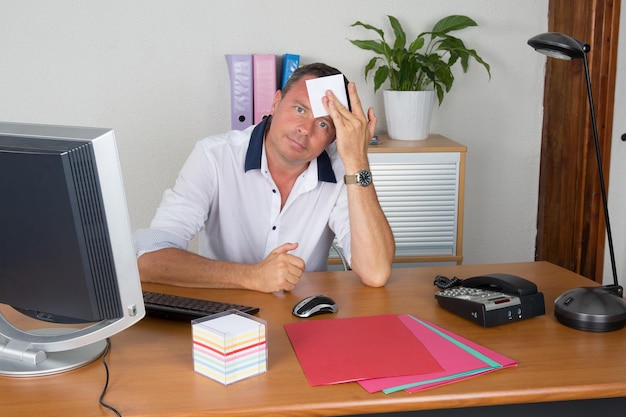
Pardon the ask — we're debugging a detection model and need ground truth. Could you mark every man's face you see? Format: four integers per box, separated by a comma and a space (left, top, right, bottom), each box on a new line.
265, 75, 336, 168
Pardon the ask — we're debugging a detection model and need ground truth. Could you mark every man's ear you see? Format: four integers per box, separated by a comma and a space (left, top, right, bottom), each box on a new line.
270, 90, 283, 114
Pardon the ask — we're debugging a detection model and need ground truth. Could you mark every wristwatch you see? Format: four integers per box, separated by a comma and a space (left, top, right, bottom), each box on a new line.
344, 169, 373, 187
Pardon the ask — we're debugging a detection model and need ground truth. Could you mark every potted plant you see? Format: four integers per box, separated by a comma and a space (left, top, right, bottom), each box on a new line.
350, 15, 491, 139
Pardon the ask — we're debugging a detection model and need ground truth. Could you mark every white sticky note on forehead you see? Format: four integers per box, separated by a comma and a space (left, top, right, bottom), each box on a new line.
305, 74, 349, 118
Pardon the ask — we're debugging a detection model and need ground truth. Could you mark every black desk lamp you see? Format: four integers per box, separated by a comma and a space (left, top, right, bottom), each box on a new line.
528, 32, 626, 332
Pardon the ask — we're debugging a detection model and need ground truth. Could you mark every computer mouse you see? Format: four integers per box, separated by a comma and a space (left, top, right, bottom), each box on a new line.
292, 294, 338, 318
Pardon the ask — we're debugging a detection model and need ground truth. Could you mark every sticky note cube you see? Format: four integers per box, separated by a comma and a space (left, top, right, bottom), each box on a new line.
192, 310, 267, 385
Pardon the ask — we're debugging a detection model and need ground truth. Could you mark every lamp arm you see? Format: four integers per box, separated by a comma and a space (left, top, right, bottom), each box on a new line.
582, 53, 619, 287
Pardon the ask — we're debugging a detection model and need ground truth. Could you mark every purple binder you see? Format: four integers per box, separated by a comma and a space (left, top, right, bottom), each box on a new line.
226, 54, 254, 130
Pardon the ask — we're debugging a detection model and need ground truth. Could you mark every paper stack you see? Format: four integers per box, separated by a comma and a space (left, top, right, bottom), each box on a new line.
284, 314, 517, 393
193, 311, 267, 385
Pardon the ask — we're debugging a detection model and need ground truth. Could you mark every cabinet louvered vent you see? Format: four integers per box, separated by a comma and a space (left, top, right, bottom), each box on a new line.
369, 152, 460, 258
330, 149, 462, 265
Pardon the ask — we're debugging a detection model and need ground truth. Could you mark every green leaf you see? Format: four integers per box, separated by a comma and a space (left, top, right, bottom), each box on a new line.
431, 15, 478, 34
434, 83, 445, 105
466, 49, 492, 78
458, 50, 469, 72
350, 39, 387, 56
364, 57, 379, 79
388, 15, 406, 49
408, 36, 425, 53
351, 21, 385, 40
373, 65, 389, 92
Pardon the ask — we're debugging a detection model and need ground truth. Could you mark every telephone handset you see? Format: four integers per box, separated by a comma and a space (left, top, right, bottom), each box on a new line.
434, 273, 545, 327
461, 273, 539, 297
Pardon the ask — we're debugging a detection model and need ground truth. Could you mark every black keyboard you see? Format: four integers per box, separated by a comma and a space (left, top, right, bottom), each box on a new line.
142, 291, 260, 321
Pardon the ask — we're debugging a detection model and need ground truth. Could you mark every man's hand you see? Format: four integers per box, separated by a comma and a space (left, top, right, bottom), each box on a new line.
252, 242, 305, 293
138, 243, 305, 292
322, 82, 376, 172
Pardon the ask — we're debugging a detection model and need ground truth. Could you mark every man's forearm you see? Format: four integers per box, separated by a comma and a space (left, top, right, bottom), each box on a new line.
137, 248, 256, 289
347, 183, 395, 287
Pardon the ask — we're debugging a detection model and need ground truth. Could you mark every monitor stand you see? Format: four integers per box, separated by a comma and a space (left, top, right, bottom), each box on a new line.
0, 312, 108, 377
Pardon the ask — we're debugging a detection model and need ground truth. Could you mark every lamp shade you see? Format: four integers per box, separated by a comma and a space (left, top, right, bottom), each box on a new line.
527, 32, 589, 60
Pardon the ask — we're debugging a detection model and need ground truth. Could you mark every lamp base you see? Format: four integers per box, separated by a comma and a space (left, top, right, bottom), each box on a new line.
554, 285, 626, 332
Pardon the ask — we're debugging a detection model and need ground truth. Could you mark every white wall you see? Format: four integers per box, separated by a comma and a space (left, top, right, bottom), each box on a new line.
1, 1, 549, 269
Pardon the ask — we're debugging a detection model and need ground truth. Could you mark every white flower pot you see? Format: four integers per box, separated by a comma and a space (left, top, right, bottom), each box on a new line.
383, 90, 435, 140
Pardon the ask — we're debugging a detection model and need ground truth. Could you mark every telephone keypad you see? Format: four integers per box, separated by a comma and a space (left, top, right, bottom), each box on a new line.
436, 287, 503, 300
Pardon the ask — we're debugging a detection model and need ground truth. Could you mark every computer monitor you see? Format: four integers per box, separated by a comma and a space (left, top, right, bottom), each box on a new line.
0, 121, 145, 377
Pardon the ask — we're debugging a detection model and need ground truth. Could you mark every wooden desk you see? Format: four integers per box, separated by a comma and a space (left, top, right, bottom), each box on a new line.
1, 262, 626, 416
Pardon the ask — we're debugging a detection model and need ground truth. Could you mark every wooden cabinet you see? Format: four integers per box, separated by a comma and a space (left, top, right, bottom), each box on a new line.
331, 134, 465, 266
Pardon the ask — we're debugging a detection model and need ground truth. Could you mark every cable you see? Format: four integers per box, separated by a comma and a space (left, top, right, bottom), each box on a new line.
433, 275, 463, 289
99, 338, 122, 417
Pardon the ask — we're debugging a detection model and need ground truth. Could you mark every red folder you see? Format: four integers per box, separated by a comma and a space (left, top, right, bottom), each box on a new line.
284, 314, 442, 386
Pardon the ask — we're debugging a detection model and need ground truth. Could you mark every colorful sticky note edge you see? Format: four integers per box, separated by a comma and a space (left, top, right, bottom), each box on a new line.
192, 311, 267, 385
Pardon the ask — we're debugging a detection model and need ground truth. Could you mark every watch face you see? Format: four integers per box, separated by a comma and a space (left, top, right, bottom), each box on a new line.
357, 170, 372, 186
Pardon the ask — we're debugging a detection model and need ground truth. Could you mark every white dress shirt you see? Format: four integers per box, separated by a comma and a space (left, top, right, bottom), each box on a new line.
133, 118, 351, 272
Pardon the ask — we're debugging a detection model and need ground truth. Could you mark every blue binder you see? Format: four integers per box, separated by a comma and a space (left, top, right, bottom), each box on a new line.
281, 54, 300, 88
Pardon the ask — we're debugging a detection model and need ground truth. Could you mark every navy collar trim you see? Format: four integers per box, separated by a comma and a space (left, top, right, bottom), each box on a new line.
244, 117, 337, 184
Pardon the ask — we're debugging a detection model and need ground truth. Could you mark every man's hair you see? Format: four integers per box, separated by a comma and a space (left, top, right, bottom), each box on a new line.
281, 62, 348, 96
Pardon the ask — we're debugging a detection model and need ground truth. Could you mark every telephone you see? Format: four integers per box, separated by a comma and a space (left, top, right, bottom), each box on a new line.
434, 273, 546, 327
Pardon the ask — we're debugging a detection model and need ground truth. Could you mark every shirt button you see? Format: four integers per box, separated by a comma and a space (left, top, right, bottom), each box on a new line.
272, 189, 277, 193
272, 226, 277, 230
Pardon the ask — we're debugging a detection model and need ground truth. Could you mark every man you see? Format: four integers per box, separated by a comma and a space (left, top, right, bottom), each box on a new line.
134, 63, 395, 293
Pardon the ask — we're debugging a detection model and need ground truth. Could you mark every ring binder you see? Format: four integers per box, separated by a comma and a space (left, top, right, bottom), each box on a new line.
226, 54, 254, 130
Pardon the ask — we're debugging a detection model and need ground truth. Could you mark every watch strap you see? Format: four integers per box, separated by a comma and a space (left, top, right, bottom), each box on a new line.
344, 169, 372, 187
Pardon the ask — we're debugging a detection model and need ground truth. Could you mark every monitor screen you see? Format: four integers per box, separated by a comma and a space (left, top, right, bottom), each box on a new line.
0, 121, 145, 376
